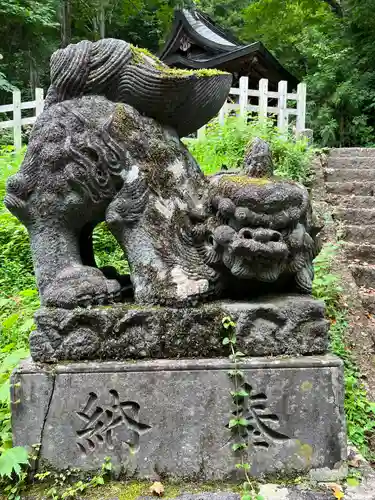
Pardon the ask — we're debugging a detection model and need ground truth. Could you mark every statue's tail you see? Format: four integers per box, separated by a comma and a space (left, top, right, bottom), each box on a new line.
45, 38, 232, 137
45, 39, 133, 107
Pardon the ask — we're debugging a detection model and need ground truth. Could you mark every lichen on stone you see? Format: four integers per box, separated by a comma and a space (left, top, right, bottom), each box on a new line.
129, 45, 228, 79
130, 44, 160, 61
155, 66, 229, 79
111, 103, 139, 138
219, 175, 272, 186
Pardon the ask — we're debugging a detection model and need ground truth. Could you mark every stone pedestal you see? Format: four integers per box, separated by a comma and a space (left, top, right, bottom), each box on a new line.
12, 355, 346, 480
30, 296, 329, 362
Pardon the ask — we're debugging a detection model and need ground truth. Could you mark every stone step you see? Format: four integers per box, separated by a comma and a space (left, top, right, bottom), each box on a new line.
333, 208, 375, 225
327, 194, 375, 209
350, 264, 375, 289
359, 289, 375, 314
325, 168, 375, 183
326, 181, 375, 196
340, 225, 375, 244
328, 157, 375, 169
330, 147, 375, 158
342, 242, 375, 263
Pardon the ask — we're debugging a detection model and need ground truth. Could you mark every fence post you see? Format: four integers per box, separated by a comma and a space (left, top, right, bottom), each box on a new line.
277, 80, 288, 133
12, 89, 22, 151
258, 79, 268, 121
218, 101, 228, 126
239, 76, 249, 117
296, 82, 307, 134
197, 125, 206, 140
35, 87, 44, 117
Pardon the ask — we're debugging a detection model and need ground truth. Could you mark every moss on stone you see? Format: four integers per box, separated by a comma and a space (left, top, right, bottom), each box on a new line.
19, 480, 243, 500
129, 45, 228, 79
112, 103, 138, 138
130, 44, 161, 65
155, 67, 229, 79
219, 175, 272, 187
143, 161, 174, 197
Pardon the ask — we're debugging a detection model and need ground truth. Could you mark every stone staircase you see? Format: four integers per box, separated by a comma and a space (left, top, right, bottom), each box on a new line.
325, 148, 375, 314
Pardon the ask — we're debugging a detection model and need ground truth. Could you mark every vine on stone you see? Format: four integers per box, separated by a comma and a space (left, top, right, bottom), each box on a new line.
222, 316, 264, 500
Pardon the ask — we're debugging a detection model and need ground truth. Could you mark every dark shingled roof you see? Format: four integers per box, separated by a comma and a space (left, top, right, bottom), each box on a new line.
159, 9, 299, 90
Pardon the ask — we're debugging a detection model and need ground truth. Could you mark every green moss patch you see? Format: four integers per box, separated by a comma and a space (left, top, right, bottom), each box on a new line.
16, 480, 242, 500
219, 175, 272, 186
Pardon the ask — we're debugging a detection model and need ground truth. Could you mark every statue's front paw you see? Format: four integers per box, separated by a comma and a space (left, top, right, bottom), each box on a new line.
43, 265, 122, 308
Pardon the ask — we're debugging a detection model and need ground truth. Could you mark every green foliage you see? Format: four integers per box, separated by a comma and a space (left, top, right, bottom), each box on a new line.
186, 115, 314, 183
0, 0, 195, 108
0, 147, 35, 294
0, 447, 28, 480
93, 223, 129, 274
0, 71, 15, 93
240, 0, 375, 147
33, 457, 112, 499
313, 244, 375, 459
0, 149, 36, 488
312, 243, 343, 318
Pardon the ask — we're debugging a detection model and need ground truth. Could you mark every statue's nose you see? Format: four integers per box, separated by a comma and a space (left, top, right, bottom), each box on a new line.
239, 228, 281, 243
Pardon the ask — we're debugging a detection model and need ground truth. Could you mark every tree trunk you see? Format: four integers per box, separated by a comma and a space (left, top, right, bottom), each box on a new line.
60, 0, 72, 48
99, 3, 105, 39
29, 53, 39, 97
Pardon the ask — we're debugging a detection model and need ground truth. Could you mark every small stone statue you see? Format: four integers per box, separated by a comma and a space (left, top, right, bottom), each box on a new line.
243, 137, 274, 178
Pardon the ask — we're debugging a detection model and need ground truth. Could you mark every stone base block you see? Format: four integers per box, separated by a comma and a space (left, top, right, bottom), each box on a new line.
11, 355, 346, 480
30, 295, 329, 362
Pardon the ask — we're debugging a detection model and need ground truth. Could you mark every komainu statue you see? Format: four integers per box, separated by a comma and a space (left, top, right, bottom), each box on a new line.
4, 39, 321, 310
4, 38, 327, 363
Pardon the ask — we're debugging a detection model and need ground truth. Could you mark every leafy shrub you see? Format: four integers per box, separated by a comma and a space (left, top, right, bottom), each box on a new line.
93, 223, 129, 274
0, 148, 38, 483
0, 147, 35, 296
185, 115, 314, 183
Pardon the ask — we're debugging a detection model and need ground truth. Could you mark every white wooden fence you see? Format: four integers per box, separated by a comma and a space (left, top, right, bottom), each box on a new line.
0, 88, 44, 151
196, 77, 307, 140
0, 77, 307, 150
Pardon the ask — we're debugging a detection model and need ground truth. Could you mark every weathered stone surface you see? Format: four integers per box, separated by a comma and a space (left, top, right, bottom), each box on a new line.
12, 356, 346, 480
10, 370, 54, 470
243, 137, 274, 178
325, 168, 375, 183
330, 147, 375, 158
334, 208, 375, 225
341, 225, 375, 245
30, 296, 329, 362
325, 181, 375, 196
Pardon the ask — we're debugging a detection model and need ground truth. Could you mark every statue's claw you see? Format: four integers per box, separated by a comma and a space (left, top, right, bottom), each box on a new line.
43, 265, 122, 309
